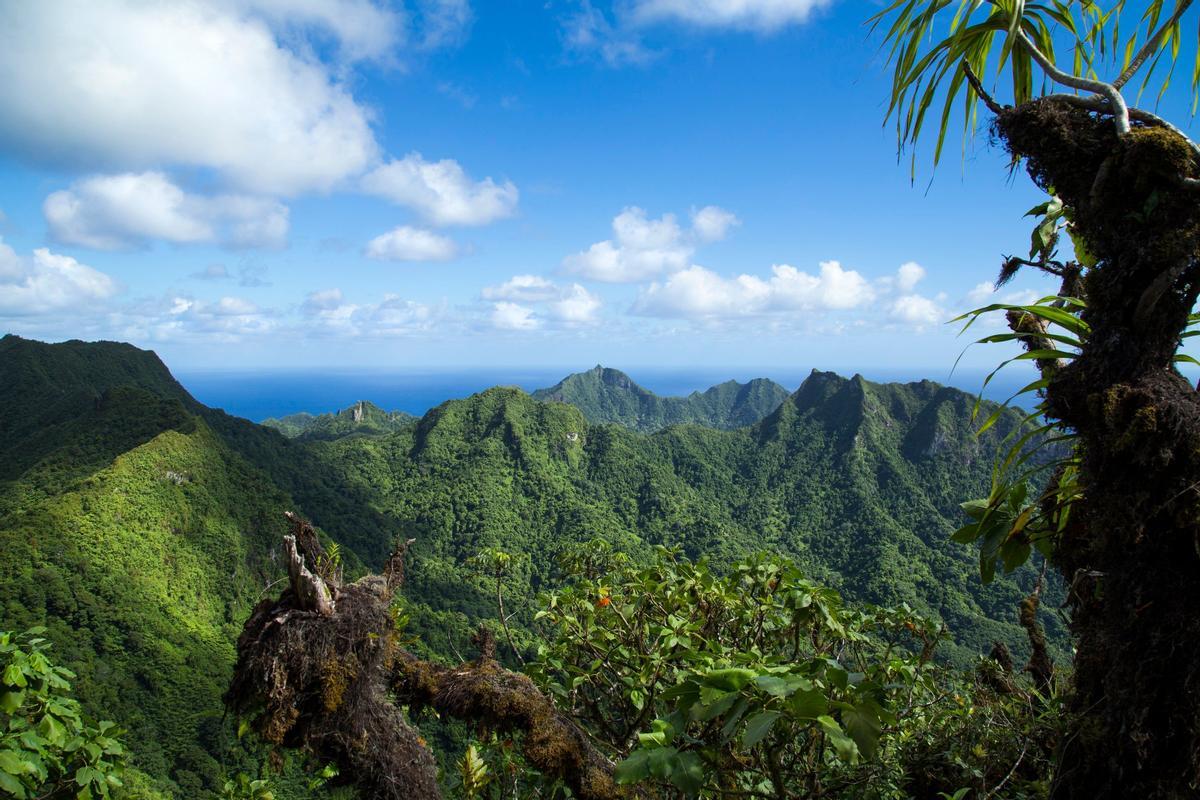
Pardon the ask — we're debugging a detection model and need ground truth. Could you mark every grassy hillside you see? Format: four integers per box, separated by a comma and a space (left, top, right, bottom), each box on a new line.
532, 365, 790, 431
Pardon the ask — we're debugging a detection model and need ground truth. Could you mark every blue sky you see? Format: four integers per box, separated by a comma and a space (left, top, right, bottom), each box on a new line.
0, 0, 1069, 373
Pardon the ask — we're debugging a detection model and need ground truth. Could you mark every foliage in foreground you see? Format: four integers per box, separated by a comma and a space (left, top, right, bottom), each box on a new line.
0, 629, 127, 800
872, 0, 1200, 791
453, 545, 1060, 799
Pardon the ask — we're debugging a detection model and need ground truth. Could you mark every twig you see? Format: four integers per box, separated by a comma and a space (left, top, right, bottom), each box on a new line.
962, 60, 1006, 115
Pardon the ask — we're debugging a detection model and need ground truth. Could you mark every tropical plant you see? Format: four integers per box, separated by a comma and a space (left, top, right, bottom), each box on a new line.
873, 0, 1200, 795
530, 549, 1056, 799
0, 629, 127, 800
219, 772, 274, 800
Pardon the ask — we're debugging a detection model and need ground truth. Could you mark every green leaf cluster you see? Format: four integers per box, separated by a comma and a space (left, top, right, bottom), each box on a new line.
0, 629, 127, 800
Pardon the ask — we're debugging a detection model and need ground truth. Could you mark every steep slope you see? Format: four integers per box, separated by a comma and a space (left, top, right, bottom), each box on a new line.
0, 337, 1062, 795
262, 400, 414, 440
0, 335, 405, 567
532, 365, 789, 431
0, 335, 195, 480
310, 372, 1062, 666
0, 402, 293, 796
0, 337, 382, 796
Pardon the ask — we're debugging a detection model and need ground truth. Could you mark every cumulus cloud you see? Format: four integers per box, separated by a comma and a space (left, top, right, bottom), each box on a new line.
491, 302, 539, 330
635, 261, 873, 319
0, 2, 379, 195
889, 294, 942, 327
562, 205, 737, 283
122, 293, 277, 342
300, 287, 442, 336
361, 153, 518, 226
0, 239, 119, 316
482, 274, 560, 302
548, 283, 603, 324
481, 275, 602, 328
364, 225, 460, 261
44, 172, 289, 250
691, 205, 740, 243
635, 260, 947, 328
630, 0, 833, 31
896, 261, 925, 293
233, 0, 404, 63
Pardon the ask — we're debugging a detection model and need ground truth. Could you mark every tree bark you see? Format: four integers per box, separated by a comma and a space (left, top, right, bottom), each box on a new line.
227, 514, 626, 800
994, 98, 1200, 798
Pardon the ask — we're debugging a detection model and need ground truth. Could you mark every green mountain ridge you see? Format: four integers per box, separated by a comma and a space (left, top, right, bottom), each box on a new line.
531, 365, 791, 431
0, 335, 1059, 797
262, 400, 415, 440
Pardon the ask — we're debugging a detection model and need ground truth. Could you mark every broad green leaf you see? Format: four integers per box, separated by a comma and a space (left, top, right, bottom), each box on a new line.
701, 668, 756, 691
741, 711, 782, 749
843, 702, 885, 760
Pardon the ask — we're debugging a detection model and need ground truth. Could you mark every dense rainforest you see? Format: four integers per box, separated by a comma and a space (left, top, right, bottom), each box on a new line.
0, 333, 1060, 797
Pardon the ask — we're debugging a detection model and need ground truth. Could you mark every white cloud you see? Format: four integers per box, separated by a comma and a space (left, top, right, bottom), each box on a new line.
548, 283, 603, 324
896, 261, 925, 293
414, 0, 474, 50
482, 274, 559, 302
233, 0, 404, 62
889, 294, 943, 327
635, 260, 943, 324
636, 261, 874, 319
123, 293, 277, 342
771, 262, 874, 310
300, 287, 442, 337
361, 153, 518, 226
0, 2, 379, 195
213, 296, 260, 316
365, 226, 460, 261
481, 275, 602, 327
0, 239, 119, 316
630, 0, 833, 31
563, 205, 737, 283
563, 0, 827, 65
369, 295, 442, 334
691, 205, 740, 243
303, 287, 346, 313
635, 266, 762, 318
44, 172, 289, 250
962, 281, 995, 305
491, 301, 539, 330
562, 2, 657, 66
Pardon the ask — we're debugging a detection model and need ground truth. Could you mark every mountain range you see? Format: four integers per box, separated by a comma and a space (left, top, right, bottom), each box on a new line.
0, 334, 1058, 797
263, 400, 415, 440
531, 365, 791, 431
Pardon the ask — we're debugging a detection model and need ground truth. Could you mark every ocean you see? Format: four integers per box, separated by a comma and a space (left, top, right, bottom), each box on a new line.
175, 365, 1046, 423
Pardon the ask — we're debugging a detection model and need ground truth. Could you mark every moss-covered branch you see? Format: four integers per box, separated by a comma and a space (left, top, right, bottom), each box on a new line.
226, 514, 626, 800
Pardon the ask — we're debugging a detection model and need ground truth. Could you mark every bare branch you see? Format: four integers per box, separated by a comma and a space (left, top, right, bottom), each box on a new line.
1114, 0, 1195, 90
283, 534, 335, 616
1016, 32, 1130, 135
961, 60, 1006, 115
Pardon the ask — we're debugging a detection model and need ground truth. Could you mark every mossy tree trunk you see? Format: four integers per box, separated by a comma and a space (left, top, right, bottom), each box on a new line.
996, 99, 1200, 798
